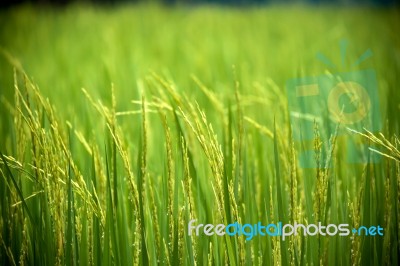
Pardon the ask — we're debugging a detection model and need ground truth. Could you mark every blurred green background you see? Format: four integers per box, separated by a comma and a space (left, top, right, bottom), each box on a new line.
1, 4, 399, 126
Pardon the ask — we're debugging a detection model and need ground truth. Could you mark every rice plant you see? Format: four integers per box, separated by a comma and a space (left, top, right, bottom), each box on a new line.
0, 4, 399, 265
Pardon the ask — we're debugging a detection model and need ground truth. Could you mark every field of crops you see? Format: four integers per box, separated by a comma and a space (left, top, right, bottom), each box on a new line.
0, 4, 399, 265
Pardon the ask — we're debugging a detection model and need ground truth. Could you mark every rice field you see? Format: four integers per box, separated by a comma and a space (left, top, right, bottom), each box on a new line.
0, 4, 399, 265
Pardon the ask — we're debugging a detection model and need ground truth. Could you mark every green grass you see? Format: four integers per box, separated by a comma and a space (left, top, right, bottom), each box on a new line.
0, 3, 399, 265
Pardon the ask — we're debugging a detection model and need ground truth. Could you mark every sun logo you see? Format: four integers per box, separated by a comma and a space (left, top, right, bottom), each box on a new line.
286, 40, 381, 168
